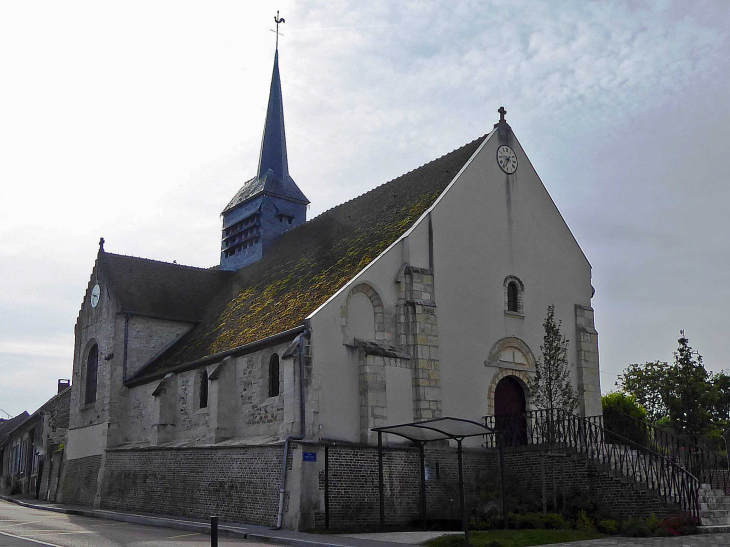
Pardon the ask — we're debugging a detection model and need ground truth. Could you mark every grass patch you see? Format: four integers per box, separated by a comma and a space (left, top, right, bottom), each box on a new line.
427, 529, 605, 547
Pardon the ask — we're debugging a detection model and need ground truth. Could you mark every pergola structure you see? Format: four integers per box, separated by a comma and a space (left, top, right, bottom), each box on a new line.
372, 417, 504, 546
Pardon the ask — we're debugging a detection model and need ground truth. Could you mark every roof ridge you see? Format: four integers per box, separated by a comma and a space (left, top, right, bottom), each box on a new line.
104, 252, 223, 272
286, 134, 486, 227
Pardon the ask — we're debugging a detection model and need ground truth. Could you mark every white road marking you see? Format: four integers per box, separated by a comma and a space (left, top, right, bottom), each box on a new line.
0, 529, 64, 546
1, 520, 45, 528
167, 532, 201, 539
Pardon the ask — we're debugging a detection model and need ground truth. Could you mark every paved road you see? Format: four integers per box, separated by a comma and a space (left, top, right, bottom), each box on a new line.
545, 537, 730, 547
0, 501, 262, 547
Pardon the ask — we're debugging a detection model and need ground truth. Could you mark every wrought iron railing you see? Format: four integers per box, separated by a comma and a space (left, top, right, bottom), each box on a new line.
484, 410, 700, 519
601, 411, 730, 493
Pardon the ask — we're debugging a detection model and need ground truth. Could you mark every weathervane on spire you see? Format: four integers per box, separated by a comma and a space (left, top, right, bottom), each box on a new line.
272, 10, 285, 50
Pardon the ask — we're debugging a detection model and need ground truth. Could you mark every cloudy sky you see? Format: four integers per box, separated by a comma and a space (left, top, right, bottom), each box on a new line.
1, 0, 729, 417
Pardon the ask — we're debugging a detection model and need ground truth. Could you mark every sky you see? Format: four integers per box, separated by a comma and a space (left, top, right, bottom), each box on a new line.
1, 0, 729, 417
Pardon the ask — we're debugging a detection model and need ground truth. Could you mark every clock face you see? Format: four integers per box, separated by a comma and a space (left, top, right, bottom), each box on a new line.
91, 284, 101, 308
497, 145, 518, 174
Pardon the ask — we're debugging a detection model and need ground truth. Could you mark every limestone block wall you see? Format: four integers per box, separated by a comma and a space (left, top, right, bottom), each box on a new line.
120, 341, 293, 447
124, 316, 193, 380
575, 305, 601, 417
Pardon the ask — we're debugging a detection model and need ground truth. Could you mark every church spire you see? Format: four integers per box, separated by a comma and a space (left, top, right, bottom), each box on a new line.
257, 50, 289, 182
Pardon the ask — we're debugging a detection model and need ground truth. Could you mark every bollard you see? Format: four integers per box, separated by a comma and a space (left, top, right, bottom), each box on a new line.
211, 515, 218, 547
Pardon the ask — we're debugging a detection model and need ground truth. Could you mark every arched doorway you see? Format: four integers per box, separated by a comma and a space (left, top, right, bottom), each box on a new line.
494, 376, 527, 446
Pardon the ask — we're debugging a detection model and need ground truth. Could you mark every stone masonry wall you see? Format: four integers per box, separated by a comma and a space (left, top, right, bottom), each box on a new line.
100, 446, 284, 526
59, 454, 102, 506
575, 305, 601, 417
502, 447, 678, 520
317, 444, 497, 530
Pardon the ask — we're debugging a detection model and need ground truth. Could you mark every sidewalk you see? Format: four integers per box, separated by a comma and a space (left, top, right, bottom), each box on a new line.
0, 493, 452, 547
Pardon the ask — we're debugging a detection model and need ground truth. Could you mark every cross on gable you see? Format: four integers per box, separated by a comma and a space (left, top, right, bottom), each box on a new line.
498, 106, 507, 123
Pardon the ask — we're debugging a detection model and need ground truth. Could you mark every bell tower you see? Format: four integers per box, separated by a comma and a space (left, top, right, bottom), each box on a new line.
220, 25, 309, 272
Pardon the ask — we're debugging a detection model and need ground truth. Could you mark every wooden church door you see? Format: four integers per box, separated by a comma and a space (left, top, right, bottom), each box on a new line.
494, 376, 528, 446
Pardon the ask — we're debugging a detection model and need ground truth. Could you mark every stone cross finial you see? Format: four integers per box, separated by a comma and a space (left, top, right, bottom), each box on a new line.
498, 106, 507, 123
99, 237, 105, 252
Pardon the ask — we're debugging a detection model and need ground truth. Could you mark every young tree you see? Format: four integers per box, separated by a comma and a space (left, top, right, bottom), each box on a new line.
617, 360, 670, 423
664, 331, 713, 440
528, 305, 578, 416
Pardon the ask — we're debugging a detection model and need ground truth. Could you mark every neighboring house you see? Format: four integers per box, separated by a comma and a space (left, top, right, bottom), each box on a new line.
60, 46, 600, 528
0, 412, 29, 491
0, 382, 70, 500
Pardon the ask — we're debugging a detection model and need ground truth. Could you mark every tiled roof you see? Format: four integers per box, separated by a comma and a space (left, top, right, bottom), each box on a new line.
99, 253, 234, 323
131, 135, 485, 383
0, 412, 30, 447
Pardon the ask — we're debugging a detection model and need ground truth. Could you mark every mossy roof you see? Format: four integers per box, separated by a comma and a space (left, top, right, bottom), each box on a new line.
131, 135, 484, 383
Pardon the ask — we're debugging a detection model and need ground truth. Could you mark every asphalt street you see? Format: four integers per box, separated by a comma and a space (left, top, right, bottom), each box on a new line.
0, 501, 263, 547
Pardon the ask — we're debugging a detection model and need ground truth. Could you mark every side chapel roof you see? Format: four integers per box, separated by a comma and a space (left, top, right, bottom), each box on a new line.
98, 253, 233, 323
130, 134, 485, 383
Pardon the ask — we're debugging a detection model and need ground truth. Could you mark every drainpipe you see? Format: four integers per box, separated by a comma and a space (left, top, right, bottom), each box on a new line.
276, 324, 310, 529
122, 313, 131, 381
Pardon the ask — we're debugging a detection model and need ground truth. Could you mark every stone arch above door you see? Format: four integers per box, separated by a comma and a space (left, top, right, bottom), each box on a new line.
486, 336, 536, 369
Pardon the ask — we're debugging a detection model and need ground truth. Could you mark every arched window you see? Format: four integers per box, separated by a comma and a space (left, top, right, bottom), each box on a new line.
269, 354, 280, 397
504, 276, 524, 315
199, 370, 208, 409
85, 344, 98, 405
507, 282, 519, 312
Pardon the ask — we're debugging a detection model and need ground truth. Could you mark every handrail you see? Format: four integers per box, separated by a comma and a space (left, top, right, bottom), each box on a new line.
484, 410, 701, 519
603, 410, 729, 493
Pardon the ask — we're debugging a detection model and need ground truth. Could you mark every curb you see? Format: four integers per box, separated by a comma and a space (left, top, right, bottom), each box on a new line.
0, 495, 349, 547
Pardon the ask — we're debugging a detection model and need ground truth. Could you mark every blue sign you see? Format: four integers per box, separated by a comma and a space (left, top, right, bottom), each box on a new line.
303, 452, 317, 462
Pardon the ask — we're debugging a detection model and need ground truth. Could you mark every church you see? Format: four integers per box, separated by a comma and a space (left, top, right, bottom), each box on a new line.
60, 39, 601, 530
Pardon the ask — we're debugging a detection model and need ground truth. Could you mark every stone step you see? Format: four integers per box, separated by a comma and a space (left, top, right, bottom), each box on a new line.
700, 501, 730, 510
699, 524, 730, 534
700, 517, 730, 526
700, 509, 730, 519
698, 495, 730, 504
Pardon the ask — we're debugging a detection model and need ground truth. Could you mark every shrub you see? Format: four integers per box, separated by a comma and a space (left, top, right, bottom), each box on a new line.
660, 513, 698, 536
575, 509, 595, 530
602, 392, 649, 446
541, 512, 570, 530
645, 513, 662, 533
620, 518, 651, 537
508, 512, 545, 530
597, 519, 618, 534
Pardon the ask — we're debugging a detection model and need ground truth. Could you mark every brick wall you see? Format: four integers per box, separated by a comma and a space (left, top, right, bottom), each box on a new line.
100, 446, 284, 526
60, 454, 101, 506
502, 447, 678, 519
318, 444, 496, 530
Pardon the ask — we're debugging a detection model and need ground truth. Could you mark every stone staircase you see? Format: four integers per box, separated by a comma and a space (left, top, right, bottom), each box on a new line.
698, 483, 730, 528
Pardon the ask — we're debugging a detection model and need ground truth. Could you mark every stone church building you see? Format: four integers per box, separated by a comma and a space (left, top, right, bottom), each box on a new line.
60, 45, 601, 529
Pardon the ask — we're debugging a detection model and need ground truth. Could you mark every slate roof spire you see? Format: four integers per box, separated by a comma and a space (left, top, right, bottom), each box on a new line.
257, 50, 289, 182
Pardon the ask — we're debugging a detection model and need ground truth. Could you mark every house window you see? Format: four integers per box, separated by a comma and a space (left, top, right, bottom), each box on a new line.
85, 344, 98, 404
199, 370, 209, 409
504, 276, 524, 315
269, 354, 280, 397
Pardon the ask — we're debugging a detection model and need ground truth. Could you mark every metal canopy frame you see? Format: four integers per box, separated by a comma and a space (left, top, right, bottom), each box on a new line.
372, 418, 498, 547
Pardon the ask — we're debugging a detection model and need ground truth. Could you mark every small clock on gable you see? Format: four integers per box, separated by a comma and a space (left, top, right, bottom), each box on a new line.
91, 284, 101, 308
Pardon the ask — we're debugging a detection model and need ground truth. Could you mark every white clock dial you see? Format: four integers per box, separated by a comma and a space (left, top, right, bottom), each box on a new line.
497, 145, 518, 174
91, 284, 101, 308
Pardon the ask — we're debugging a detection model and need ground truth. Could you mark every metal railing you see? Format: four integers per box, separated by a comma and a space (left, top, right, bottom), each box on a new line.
601, 411, 730, 493
484, 410, 701, 519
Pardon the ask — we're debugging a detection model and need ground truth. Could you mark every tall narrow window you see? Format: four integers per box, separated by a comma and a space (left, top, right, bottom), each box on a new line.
507, 282, 519, 312
85, 344, 98, 405
199, 370, 209, 409
269, 354, 280, 397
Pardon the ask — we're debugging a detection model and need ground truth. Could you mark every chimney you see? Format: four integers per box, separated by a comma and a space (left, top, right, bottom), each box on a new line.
58, 379, 70, 394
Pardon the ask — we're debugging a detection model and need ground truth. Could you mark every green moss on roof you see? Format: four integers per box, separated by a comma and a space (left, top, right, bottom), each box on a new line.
134, 135, 484, 380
